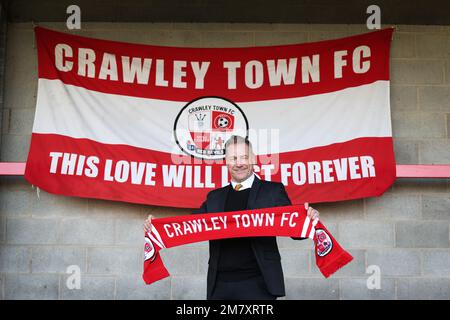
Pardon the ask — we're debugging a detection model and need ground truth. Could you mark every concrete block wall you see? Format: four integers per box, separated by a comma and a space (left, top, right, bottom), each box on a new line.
0, 3, 6, 148
0, 22, 449, 300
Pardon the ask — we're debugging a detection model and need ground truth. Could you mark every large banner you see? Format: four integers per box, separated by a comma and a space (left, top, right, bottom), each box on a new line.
25, 27, 396, 208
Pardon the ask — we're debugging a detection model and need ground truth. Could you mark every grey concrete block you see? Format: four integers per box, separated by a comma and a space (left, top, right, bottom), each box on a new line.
313, 200, 364, 222
1, 108, 9, 134
81, 22, 173, 32
88, 247, 141, 275
394, 25, 445, 32
3, 71, 37, 109
0, 246, 30, 273
30, 191, 88, 218
392, 112, 446, 139
61, 275, 115, 300
392, 112, 420, 138
312, 249, 366, 277
446, 61, 450, 85
391, 178, 449, 194
200, 31, 254, 47
396, 221, 449, 248
277, 235, 314, 249
340, 278, 396, 300
0, 273, 3, 299
418, 86, 450, 112
60, 218, 114, 245
216, 22, 276, 32
198, 247, 209, 275
393, 139, 419, 164
115, 218, 144, 246
173, 22, 223, 31
307, 31, 349, 42
148, 30, 202, 47
391, 33, 416, 58
3, 29, 38, 106
4, 274, 59, 300
365, 194, 421, 220
367, 249, 421, 276
419, 113, 447, 138
84, 29, 154, 44
181, 240, 208, 248
8, 108, 35, 135
6, 218, 59, 245
0, 176, 32, 192
159, 248, 198, 276
339, 221, 394, 248
422, 195, 450, 220
448, 113, 450, 139
0, 215, 5, 243
31, 247, 86, 273
416, 34, 449, 58
87, 198, 146, 219
419, 141, 450, 164
279, 249, 310, 276
0, 134, 31, 162
309, 24, 355, 32
285, 277, 339, 300
0, 189, 32, 217
116, 274, 171, 300
423, 250, 450, 276
397, 278, 450, 300
254, 32, 307, 46
390, 85, 418, 111
4, 27, 35, 63
171, 276, 207, 300
391, 60, 443, 85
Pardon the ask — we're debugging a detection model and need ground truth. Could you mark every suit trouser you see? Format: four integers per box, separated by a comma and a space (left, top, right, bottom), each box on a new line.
208, 274, 277, 300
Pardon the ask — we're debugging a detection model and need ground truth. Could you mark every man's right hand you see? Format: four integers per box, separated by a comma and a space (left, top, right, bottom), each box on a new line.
143, 214, 154, 233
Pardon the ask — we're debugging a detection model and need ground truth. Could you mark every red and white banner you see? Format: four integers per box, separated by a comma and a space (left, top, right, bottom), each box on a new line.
25, 27, 396, 208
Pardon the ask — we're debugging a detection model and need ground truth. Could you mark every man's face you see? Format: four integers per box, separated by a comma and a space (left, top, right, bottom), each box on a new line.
225, 142, 255, 183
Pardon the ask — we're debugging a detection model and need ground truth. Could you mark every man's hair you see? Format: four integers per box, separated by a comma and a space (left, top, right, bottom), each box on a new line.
224, 135, 254, 154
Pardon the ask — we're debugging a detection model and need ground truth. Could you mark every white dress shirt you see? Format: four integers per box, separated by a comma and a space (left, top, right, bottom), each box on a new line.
230, 173, 255, 191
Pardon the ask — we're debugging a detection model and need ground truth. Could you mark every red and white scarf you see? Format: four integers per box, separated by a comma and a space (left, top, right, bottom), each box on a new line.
142, 205, 353, 284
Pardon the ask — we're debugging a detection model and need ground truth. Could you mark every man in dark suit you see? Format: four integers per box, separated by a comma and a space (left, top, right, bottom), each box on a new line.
144, 135, 320, 300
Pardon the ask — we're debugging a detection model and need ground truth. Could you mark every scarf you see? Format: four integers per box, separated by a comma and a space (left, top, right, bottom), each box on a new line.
142, 204, 353, 284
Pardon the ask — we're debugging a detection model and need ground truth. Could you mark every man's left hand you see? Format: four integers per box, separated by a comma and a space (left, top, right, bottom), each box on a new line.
304, 202, 320, 220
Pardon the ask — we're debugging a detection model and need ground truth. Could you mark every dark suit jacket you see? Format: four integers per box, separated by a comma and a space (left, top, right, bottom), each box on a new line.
194, 175, 303, 299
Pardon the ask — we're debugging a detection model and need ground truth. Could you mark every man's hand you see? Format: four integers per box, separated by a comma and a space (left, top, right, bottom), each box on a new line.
305, 202, 320, 220
143, 214, 154, 233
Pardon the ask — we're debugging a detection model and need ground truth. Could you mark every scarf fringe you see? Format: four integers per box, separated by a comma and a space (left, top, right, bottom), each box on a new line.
143, 265, 170, 284
320, 251, 354, 278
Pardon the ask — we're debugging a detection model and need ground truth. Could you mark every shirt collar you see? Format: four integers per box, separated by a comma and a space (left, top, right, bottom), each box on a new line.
230, 173, 255, 191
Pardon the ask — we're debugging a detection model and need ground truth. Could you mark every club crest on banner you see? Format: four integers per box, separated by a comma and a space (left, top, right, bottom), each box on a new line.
173, 96, 249, 160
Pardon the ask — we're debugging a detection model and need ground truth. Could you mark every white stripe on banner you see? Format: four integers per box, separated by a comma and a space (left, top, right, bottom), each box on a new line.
33, 79, 391, 154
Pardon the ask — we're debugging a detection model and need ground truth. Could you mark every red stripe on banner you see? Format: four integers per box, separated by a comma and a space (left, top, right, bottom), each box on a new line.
24, 133, 396, 208
35, 27, 393, 103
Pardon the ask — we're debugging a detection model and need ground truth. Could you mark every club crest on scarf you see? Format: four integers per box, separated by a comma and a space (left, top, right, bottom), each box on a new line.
315, 228, 333, 257
144, 237, 157, 262
174, 96, 249, 160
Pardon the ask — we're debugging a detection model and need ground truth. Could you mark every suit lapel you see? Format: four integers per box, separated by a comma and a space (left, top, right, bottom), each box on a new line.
246, 175, 261, 210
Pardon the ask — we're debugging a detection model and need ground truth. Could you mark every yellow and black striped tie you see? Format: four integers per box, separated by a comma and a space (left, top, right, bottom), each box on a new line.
234, 184, 243, 191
